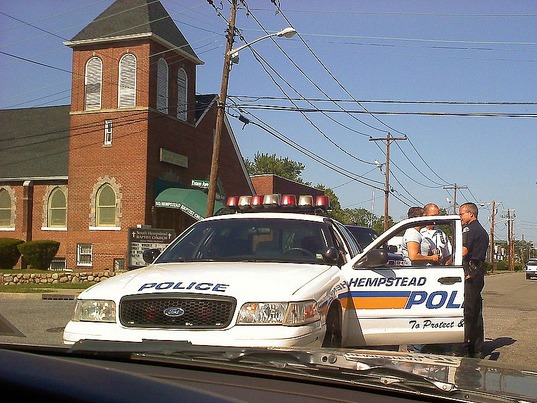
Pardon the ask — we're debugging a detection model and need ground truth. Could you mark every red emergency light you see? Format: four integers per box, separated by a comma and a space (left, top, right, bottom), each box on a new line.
280, 194, 296, 207
250, 195, 264, 209
224, 194, 330, 214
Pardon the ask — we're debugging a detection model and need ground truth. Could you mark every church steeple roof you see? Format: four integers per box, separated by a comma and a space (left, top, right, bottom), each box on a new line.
65, 0, 202, 65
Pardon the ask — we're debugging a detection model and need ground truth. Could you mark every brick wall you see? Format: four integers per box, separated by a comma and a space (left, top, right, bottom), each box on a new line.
250, 175, 325, 197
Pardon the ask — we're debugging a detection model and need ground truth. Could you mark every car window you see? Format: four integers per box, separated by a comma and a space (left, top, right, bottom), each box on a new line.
334, 222, 362, 256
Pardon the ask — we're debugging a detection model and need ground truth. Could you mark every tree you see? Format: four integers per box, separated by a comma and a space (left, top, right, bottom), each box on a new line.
341, 208, 376, 227
515, 239, 536, 263
333, 207, 392, 233
244, 152, 307, 184
243, 153, 392, 231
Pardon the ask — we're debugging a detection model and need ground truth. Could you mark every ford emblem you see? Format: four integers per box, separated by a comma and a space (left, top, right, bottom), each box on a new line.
163, 307, 185, 317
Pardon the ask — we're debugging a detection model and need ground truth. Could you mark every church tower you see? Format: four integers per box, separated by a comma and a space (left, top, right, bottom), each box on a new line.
64, 0, 204, 269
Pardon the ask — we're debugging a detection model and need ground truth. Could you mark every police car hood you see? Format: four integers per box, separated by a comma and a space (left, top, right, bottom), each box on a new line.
79, 262, 334, 301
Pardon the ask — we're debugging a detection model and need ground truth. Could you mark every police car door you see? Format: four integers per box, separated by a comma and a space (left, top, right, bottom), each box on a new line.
343, 216, 465, 347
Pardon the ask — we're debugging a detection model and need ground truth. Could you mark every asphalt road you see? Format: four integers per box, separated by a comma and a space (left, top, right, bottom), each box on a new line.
0, 294, 75, 346
481, 270, 537, 367
0, 271, 535, 369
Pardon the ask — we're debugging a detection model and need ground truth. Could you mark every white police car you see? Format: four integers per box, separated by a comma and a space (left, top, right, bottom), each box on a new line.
64, 194, 465, 348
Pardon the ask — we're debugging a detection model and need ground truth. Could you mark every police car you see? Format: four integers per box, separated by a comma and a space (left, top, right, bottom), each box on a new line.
64, 194, 465, 348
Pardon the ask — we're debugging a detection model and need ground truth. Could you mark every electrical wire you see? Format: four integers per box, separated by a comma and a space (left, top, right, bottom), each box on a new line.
228, 107, 385, 190
235, 1, 452, 209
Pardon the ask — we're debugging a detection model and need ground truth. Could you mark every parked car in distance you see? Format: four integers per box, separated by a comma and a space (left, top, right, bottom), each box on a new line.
345, 225, 403, 265
524, 259, 537, 280
344, 225, 378, 249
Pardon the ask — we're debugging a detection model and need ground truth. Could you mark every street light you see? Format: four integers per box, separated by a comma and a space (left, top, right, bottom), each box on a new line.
205, 1, 296, 217
229, 27, 297, 64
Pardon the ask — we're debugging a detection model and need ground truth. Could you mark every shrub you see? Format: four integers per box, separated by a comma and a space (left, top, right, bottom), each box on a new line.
0, 238, 24, 269
495, 260, 509, 271
17, 240, 60, 270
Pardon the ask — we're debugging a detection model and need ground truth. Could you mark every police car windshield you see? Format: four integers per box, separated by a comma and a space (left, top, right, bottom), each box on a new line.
156, 218, 330, 264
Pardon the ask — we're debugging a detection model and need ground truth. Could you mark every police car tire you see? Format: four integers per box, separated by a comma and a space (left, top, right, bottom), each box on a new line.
322, 305, 342, 348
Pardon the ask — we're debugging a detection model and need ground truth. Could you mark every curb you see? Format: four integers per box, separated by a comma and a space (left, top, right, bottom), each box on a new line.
0, 290, 80, 300
42, 293, 78, 300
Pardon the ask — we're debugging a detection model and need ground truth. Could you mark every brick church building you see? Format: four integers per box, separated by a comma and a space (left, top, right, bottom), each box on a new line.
0, 0, 254, 271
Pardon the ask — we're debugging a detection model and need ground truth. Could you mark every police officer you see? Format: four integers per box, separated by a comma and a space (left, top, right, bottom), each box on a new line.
459, 202, 489, 359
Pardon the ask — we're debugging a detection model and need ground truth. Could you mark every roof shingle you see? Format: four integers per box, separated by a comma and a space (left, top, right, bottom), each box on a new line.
0, 105, 70, 179
68, 0, 202, 64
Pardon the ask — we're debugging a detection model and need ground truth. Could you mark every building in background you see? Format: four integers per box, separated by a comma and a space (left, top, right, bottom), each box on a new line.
0, 0, 253, 271
250, 174, 324, 199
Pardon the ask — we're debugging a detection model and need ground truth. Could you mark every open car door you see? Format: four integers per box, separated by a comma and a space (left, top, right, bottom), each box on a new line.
342, 216, 464, 347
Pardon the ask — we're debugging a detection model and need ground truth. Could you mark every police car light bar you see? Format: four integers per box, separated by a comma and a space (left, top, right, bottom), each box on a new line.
224, 194, 330, 214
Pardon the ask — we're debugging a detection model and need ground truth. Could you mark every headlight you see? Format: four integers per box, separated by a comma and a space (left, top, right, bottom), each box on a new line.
73, 300, 116, 323
237, 300, 319, 326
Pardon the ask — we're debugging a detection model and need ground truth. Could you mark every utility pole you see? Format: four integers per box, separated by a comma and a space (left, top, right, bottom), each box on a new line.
506, 208, 516, 271
444, 183, 468, 214
206, 0, 237, 217
490, 200, 496, 269
479, 200, 498, 270
369, 133, 407, 231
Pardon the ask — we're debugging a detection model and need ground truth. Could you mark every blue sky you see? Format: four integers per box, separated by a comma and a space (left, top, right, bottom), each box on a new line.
1, 0, 536, 246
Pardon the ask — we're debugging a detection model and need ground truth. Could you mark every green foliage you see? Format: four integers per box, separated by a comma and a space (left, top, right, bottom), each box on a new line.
17, 240, 60, 270
336, 207, 393, 234
487, 260, 523, 272
339, 207, 375, 226
0, 238, 24, 269
244, 152, 308, 184
495, 260, 509, 270
243, 152, 398, 232
514, 238, 537, 263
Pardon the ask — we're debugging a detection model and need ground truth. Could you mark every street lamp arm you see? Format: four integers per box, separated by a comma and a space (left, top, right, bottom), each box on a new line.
229, 28, 296, 63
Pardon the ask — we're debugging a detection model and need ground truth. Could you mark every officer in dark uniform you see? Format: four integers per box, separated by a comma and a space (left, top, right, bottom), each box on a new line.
459, 202, 489, 359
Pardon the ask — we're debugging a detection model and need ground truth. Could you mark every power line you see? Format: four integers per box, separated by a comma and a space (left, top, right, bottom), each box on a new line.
229, 102, 537, 117
229, 108, 385, 190
235, 1, 454, 209
225, 9, 377, 167
230, 95, 537, 106
0, 50, 72, 74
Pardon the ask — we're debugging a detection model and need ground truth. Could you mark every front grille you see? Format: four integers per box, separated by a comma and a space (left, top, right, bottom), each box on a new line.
119, 293, 236, 329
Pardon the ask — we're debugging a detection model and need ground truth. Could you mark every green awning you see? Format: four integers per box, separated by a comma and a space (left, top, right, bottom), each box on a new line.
154, 188, 224, 221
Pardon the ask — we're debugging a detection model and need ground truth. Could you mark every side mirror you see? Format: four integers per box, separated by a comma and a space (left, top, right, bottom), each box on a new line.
355, 248, 389, 268
322, 246, 340, 265
142, 248, 161, 264
388, 245, 398, 253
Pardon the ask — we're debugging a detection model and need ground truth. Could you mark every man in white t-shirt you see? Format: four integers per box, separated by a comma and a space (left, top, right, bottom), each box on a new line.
420, 203, 452, 265
400, 207, 439, 266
